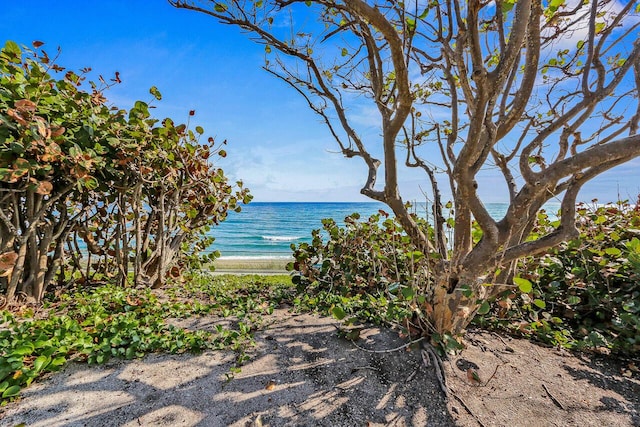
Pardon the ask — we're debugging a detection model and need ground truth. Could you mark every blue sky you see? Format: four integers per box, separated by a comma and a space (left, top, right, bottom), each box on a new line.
2, 1, 639, 203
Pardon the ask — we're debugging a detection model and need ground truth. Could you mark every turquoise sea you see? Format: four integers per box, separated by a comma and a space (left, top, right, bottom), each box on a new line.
210, 202, 537, 259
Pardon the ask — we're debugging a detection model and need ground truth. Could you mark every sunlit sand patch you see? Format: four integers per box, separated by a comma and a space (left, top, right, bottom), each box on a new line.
118, 354, 216, 390
297, 389, 349, 419
121, 404, 204, 427
21, 391, 135, 427
63, 365, 117, 387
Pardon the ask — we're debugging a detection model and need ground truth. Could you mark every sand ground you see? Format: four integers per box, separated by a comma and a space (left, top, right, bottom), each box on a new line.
1, 307, 638, 426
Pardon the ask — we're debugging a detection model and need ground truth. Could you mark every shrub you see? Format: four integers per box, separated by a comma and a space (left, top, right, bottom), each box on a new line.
480, 200, 640, 355
288, 210, 432, 297
288, 209, 452, 346
0, 274, 295, 401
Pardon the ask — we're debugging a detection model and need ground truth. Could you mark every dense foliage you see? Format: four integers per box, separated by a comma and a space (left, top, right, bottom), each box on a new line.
0, 40, 250, 305
290, 201, 640, 356
288, 210, 431, 295
479, 200, 640, 355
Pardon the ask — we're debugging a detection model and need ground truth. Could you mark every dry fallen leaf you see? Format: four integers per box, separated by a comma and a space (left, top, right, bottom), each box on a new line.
265, 380, 276, 391
466, 368, 481, 385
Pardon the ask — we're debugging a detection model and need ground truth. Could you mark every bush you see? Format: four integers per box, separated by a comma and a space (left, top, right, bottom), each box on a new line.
288, 210, 431, 297
288, 209, 449, 345
480, 200, 640, 355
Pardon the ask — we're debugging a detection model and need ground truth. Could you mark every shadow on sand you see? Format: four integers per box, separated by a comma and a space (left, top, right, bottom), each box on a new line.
0, 310, 454, 426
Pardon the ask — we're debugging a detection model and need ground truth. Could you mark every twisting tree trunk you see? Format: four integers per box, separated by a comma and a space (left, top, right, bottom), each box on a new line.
172, 0, 640, 336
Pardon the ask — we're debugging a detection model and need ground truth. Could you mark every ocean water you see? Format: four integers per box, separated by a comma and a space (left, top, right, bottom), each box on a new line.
209, 201, 537, 259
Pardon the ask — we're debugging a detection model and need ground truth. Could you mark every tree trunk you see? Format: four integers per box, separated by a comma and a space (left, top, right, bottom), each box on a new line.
431, 274, 486, 336
32, 225, 53, 302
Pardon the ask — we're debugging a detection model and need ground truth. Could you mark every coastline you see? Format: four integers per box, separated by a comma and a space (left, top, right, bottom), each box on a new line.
212, 256, 292, 274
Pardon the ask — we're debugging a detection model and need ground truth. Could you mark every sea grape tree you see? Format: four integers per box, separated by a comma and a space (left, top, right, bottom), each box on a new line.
170, 0, 640, 337
0, 41, 249, 305
0, 41, 108, 304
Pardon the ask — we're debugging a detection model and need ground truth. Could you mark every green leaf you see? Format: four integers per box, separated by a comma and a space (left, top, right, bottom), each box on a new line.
2, 385, 21, 398
604, 247, 622, 257
477, 301, 491, 315
149, 86, 162, 100
125, 346, 136, 359
533, 299, 546, 309
514, 277, 533, 293
548, 0, 565, 12
405, 17, 416, 32
401, 287, 414, 299
331, 305, 346, 320
567, 295, 581, 305
459, 284, 473, 298
265, 45, 271, 54
595, 215, 607, 224
409, 250, 424, 262
12, 345, 34, 356
3, 40, 22, 61
50, 356, 66, 369
83, 177, 99, 190
195, 126, 204, 135
341, 47, 348, 57
33, 355, 51, 372
501, 0, 515, 13
214, 3, 228, 12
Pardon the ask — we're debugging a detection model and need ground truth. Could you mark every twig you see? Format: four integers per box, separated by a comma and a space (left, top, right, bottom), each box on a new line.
349, 336, 424, 354
542, 383, 565, 410
481, 363, 502, 387
491, 332, 516, 353
350, 366, 380, 372
422, 343, 448, 396
451, 393, 487, 427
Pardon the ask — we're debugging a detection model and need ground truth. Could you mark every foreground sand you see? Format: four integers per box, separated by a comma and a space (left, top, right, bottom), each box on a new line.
1, 307, 638, 426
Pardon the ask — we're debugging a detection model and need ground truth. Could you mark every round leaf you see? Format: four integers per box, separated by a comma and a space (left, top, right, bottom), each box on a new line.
477, 301, 491, 315
604, 247, 622, 257
514, 277, 533, 293
33, 355, 51, 372
533, 299, 546, 309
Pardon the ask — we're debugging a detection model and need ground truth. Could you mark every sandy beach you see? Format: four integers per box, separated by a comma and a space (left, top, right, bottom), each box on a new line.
212, 257, 292, 274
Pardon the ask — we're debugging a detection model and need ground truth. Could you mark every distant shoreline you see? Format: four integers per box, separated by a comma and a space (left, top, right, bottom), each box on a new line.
212, 256, 292, 274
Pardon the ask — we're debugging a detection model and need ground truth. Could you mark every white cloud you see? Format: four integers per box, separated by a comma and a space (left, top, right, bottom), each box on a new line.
542, 0, 638, 52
